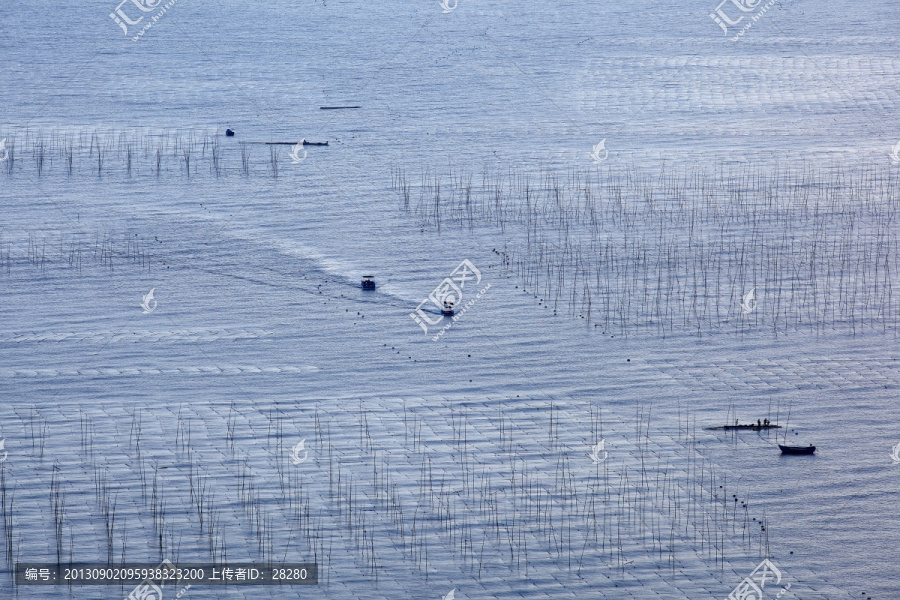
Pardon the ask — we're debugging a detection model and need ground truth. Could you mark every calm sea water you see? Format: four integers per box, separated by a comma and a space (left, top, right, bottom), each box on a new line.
1, 0, 899, 598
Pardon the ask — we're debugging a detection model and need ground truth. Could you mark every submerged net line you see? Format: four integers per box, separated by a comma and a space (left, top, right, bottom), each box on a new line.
0, 128, 288, 178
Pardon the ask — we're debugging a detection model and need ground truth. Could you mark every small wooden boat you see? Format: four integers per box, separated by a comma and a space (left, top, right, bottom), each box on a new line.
779, 444, 816, 455
361, 275, 376, 290
441, 300, 455, 316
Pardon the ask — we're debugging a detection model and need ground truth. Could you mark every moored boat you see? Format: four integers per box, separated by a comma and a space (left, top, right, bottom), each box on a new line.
778, 444, 816, 455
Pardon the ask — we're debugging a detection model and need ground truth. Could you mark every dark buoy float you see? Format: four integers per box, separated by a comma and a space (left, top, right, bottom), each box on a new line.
225, 129, 235, 137
361, 275, 376, 290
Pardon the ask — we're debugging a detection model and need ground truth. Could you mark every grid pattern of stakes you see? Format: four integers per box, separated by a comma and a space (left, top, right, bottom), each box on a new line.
0, 398, 852, 598
0, 129, 291, 179
0, 231, 152, 275
394, 166, 900, 337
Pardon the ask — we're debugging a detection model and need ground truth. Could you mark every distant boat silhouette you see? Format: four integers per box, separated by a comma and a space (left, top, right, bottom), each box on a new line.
225, 129, 235, 137
706, 423, 781, 431
779, 444, 816, 455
